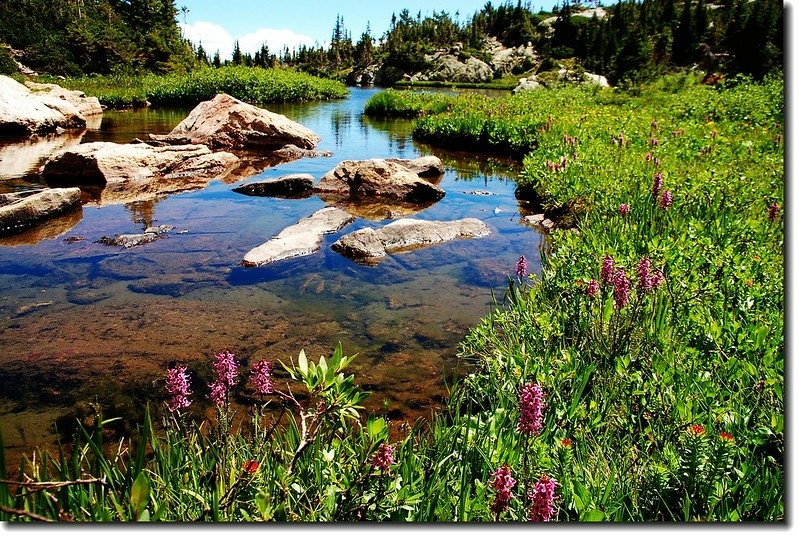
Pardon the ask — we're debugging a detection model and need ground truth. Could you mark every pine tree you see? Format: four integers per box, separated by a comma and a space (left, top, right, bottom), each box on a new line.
232, 40, 242, 65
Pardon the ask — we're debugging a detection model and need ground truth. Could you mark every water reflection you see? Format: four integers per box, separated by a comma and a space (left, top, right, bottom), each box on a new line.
0, 133, 86, 187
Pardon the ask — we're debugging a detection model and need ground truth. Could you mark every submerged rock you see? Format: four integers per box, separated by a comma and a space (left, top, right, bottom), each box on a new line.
316, 158, 445, 203
96, 223, 176, 249
233, 174, 314, 199
148, 93, 321, 150
332, 217, 491, 264
242, 207, 355, 267
0, 75, 102, 136
521, 214, 555, 230
0, 188, 82, 236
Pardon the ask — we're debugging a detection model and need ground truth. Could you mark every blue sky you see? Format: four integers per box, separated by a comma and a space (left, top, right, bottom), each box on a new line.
177, 0, 558, 60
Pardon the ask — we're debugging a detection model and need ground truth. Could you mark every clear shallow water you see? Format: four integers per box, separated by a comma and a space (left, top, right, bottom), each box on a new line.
0, 88, 544, 464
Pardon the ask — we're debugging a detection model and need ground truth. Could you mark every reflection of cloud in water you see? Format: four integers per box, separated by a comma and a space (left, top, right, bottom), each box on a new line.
0, 133, 85, 182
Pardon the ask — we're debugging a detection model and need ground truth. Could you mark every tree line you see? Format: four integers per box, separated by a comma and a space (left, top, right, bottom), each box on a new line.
0, 1, 784, 84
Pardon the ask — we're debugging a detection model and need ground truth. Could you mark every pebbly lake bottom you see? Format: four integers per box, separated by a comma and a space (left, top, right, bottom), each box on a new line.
0, 87, 545, 469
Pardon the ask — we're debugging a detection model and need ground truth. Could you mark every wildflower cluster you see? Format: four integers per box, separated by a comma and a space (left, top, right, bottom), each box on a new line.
489, 464, 516, 515
372, 443, 396, 473
527, 474, 559, 522
518, 382, 545, 436
209, 349, 239, 407
165, 365, 192, 413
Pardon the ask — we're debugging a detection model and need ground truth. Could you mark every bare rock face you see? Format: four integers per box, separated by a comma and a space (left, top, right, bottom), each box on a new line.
233, 174, 314, 199
148, 93, 321, 150
412, 52, 494, 83
25, 81, 103, 124
513, 77, 543, 94
242, 207, 355, 267
0, 76, 80, 135
316, 158, 445, 204
332, 217, 491, 264
0, 188, 82, 236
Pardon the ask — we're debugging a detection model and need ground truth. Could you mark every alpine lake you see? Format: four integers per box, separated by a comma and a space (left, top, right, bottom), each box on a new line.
0, 87, 546, 469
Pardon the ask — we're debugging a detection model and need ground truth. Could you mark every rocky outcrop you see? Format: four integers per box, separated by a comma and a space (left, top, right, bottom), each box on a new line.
483, 36, 538, 75
42, 141, 239, 186
233, 174, 314, 199
513, 76, 543, 93
242, 207, 355, 267
315, 158, 445, 204
272, 144, 333, 160
347, 64, 379, 86
25, 81, 103, 126
332, 217, 491, 264
410, 49, 494, 83
148, 93, 321, 150
0, 188, 82, 235
0, 75, 95, 136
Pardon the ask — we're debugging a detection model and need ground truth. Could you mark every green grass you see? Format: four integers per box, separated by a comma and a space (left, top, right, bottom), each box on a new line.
51, 66, 349, 108
0, 73, 784, 522
393, 76, 519, 91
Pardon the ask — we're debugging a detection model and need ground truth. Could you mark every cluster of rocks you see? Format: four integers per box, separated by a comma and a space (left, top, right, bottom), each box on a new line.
2, 76, 496, 265
0, 83, 329, 236
238, 155, 493, 267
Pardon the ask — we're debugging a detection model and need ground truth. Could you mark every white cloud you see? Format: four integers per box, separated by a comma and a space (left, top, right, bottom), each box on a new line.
181, 22, 316, 62
239, 28, 316, 56
180, 21, 234, 61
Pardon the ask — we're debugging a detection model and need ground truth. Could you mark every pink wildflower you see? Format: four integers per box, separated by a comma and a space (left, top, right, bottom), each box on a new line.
528, 474, 559, 522
613, 269, 630, 309
518, 382, 545, 436
249, 360, 273, 396
165, 365, 192, 412
619, 203, 630, 217
372, 443, 396, 473
209, 349, 238, 407
516, 255, 529, 279
600, 256, 615, 285
768, 202, 780, 223
586, 279, 599, 298
659, 190, 673, 209
489, 464, 516, 515
652, 172, 664, 197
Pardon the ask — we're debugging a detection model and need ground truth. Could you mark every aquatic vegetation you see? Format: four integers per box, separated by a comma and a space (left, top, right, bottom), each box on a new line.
54, 66, 349, 108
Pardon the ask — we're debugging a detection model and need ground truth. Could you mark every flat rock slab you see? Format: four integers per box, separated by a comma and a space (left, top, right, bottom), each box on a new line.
233, 174, 314, 199
0, 188, 82, 236
42, 141, 239, 186
242, 207, 355, 267
148, 93, 321, 150
316, 157, 445, 203
332, 217, 490, 264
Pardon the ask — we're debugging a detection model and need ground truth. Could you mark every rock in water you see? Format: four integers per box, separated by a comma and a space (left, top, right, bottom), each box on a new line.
42, 141, 238, 185
332, 218, 490, 263
233, 174, 314, 199
316, 158, 445, 203
0, 76, 83, 135
148, 93, 321, 150
0, 188, 82, 236
242, 207, 355, 267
